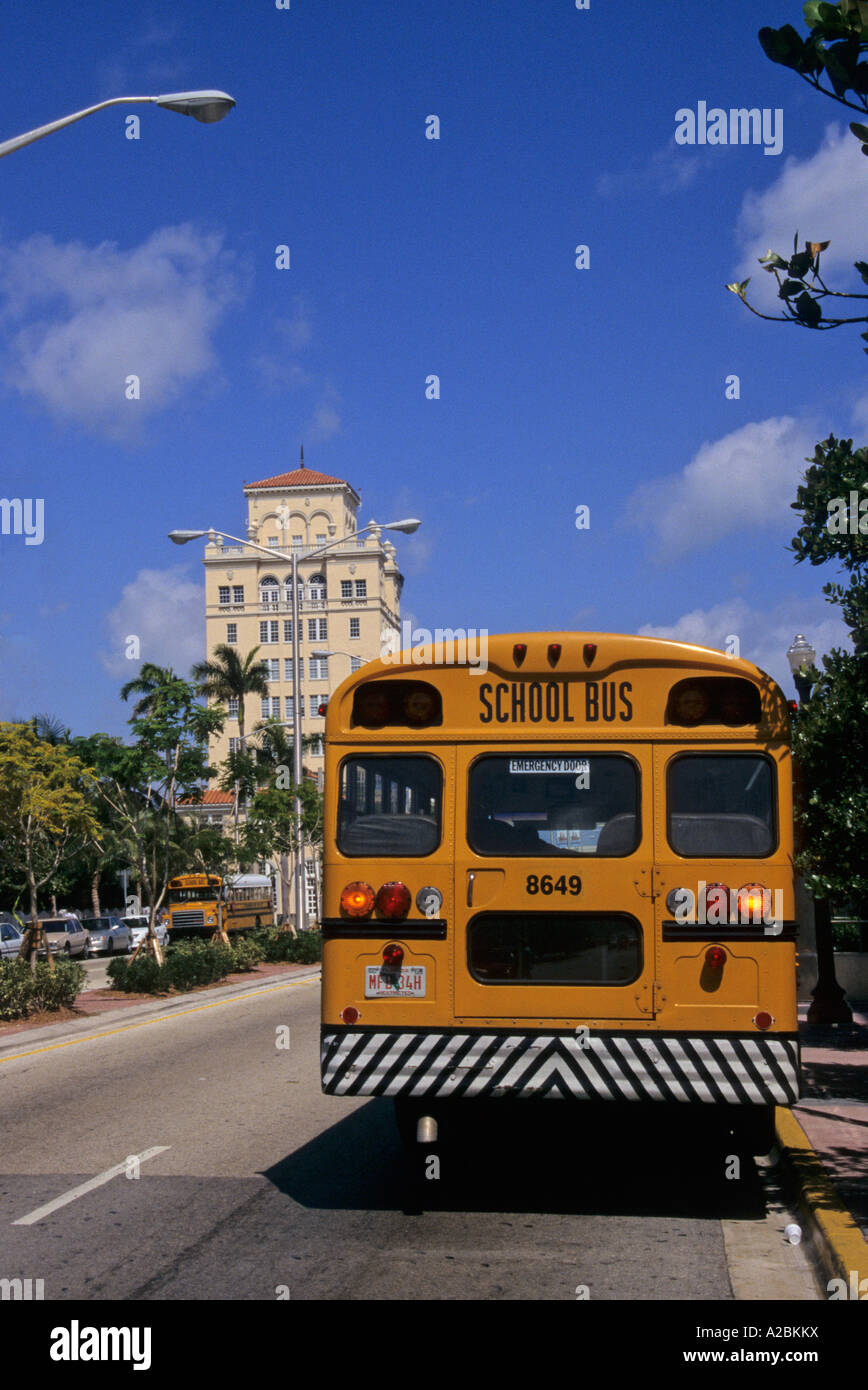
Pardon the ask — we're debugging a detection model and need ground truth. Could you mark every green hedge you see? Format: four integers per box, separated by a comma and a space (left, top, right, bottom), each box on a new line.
0, 958, 85, 1021
252, 928, 323, 964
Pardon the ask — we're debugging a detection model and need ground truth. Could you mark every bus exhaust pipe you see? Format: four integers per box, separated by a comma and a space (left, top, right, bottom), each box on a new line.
416, 1115, 438, 1144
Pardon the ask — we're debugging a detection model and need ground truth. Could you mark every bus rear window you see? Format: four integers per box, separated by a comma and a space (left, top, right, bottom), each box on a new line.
667, 754, 776, 857
468, 754, 639, 857
338, 755, 443, 857
468, 912, 642, 984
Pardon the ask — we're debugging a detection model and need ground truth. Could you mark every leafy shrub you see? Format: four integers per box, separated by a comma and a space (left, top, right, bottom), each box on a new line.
253, 928, 322, 964
230, 938, 264, 972
0, 957, 85, 1020
107, 954, 166, 993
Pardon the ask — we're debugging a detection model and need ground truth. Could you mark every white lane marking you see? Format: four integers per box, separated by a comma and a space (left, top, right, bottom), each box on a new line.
12, 1146, 170, 1226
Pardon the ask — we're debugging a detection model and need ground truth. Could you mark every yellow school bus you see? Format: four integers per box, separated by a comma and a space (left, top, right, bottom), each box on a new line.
320, 634, 799, 1149
166, 872, 274, 937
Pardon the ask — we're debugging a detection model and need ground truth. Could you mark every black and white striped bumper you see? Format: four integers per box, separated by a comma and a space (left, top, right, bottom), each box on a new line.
321, 1027, 800, 1106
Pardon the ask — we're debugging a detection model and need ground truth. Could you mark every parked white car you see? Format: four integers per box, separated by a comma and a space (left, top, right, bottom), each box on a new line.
0, 915, 25, 960
123, 915, 170, 950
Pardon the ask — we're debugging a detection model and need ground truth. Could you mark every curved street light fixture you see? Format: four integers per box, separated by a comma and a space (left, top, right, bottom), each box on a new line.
0, 90, 235, 159
169, 516, 422, 932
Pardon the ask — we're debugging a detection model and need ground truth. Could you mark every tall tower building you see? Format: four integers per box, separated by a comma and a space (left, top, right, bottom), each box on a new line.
203, 458, 404, 778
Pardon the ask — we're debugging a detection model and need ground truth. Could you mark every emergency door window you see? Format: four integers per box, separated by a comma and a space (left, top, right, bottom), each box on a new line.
468, 754, 639, 856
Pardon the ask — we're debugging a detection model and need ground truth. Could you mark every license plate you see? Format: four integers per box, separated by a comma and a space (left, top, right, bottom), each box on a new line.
365, 965, 426, 998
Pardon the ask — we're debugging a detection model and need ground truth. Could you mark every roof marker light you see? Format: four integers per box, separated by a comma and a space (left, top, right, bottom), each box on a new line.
583, 642, 597, 667
513, 643, 527, 667
547, 643, 562, 667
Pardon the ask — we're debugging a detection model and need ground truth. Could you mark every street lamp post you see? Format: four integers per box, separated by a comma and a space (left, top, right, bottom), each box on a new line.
0, 90, 235, 159
169, 516, 420, 934
786, 633, 852, 1026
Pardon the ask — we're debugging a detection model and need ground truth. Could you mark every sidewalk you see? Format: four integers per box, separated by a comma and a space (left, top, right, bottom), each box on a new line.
775, 998, 868, 1294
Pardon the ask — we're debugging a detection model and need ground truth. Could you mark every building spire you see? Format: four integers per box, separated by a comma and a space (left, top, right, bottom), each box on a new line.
300, 443, 304, 467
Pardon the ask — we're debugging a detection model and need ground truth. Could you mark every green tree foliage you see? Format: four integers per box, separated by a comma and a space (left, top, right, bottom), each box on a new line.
0, 723, 100, 965
790, 435, 868, 899
727, 3, 868, 343
191, 645, 270, 750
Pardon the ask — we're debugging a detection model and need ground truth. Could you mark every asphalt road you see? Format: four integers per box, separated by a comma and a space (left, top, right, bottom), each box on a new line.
0, 975, 818, 1301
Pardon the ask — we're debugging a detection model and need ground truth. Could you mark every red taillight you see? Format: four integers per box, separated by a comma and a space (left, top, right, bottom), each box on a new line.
582, 643, 596, 667
705, 946, 726, 970
513, 643, 527, 667
340, 881, 375, 918
382, 943, 404, 969
341, 1006, 360, 1024
754, 1011, 773, 1030
737, 883, 769, 926
703, 883, 731, 924
375, 881, 411, 919
547, 642, 562, 667
317, 701, 328, 715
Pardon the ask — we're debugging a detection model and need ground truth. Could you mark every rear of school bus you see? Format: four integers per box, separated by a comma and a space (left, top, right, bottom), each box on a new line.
320, 633, 799, 1149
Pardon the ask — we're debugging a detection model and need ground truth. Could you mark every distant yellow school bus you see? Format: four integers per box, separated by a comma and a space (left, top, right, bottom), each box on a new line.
166, 873, 274, 937
320, 634, 799, 1148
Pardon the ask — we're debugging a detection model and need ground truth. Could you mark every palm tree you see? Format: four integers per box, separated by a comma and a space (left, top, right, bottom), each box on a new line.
120, 663, 180, 719
191, 645, 270, 750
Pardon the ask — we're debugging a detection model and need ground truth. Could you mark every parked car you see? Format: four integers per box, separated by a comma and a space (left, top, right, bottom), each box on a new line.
123, 915, 169, 950
86, 916, 132, 955
39, 916, 90, 959
0, 914, 25, 960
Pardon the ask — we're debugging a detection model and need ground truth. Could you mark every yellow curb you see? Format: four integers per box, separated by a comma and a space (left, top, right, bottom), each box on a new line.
0, 973, 320, 1063
775, 1105, 868, 1295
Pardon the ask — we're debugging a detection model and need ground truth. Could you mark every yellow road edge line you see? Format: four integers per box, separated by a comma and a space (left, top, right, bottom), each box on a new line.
0, 973, 320, 1064
775, 1105, 868, 1290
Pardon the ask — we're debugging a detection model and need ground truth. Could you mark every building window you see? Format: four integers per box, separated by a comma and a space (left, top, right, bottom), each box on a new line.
219, 585, 230, 604
309, 656, 328, 680
356, 537, 366, 549
259, 576, 279, 605
259, 620, 279, 643
310, 695, 326, 717
315, 533, 327, 546
308, 618, 327, 641
228, 697, 239, 718
284, 658, 295, 682
233, 585, 244, 604
283, 620, 293, 643
261, 696, 281, 719
292, 536, 303, 552
267, 537, 280, 548
340, 579, 353, 599
226, 623, 238, 644
355, 580, 367, 598
305, 861, 319, 918
285, 696, 294, 719
350, 656, 363, 672
266, 658, 280, 682
308, 735, 324, 757
229, 738, 242, 754
308, 573, 326, 601
349, 618, 360, 639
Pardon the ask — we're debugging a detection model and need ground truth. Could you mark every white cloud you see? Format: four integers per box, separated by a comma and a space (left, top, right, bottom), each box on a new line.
639, 596, 850, 695
625, 416, 816, 555
0, 225, 244, 436
597, 141, 701, 198
100, 567, 205, 679
733, 123, 868, 312
306, 385, 343, 442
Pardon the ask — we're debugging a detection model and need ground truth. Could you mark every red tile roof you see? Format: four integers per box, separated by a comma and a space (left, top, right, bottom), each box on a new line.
179, 790, 236, 806
246, 467, 347, 490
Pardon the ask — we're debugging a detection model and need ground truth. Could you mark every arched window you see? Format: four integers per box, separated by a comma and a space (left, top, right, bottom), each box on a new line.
308, 573, 326, 601
259, 576, 279, 605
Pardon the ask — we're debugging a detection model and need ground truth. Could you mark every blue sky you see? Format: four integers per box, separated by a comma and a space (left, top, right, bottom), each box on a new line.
0, 0, 860, 737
